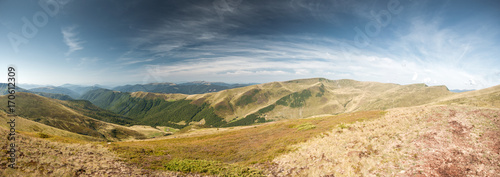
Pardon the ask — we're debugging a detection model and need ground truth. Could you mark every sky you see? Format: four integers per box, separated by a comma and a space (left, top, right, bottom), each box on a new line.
1, 0, 499, 90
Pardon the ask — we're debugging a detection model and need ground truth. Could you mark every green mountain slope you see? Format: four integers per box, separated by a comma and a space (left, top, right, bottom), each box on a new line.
81, 78, 455, 128
0, 92, 146, 141
113, 82, 252, 94
0, 111, 102, 142
80, 89, 226, 128
58, 99, 138, 126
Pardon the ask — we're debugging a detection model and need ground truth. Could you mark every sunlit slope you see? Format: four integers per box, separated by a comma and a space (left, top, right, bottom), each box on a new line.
0, 111, 102, 142
272, 105, 500, 176
81, 78, 454, 127
438, 84, 500, 108
108, 110, 386, 176
187, 78, 454, 122
0, 126, 177, 176
0, 92, 146, 141
190, 78, 454, 121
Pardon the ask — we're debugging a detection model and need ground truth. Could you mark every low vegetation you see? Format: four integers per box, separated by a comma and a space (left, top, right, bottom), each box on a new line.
2, 78, 500, 176
107, 111, 385, 175
164, 159, 263, 176
81, 89, 227, 128
0, 93, 146, 141
276, 89, 312, 108
272, 106, 500, 176
59, 100, 137, 126
292, 122, 316, 131
0, 127, 179, 177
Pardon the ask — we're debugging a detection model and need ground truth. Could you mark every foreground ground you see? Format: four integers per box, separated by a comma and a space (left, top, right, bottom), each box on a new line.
1, 105, 499, 176
272, 105, 500, 176
0, 127, 205, 177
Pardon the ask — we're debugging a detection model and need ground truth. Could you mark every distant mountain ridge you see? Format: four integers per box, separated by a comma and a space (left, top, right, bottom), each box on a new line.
0, 83, 73, 100
59, 84, 105, 95
29, 86, 81, 99
1, 81, 254, 101
450, 89, 475, 93
112, 81, 254, 94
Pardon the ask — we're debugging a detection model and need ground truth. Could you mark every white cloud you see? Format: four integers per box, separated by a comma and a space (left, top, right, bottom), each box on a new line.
122, 14, 500, 89
123, 58, 154, 65
412, 72, 418, 81
62, 26, 85, 56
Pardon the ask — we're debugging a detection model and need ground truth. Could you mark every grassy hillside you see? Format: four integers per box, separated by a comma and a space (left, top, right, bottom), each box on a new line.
2, 79, 499, 176
113, 82, 251, 94
272, 105, 500, 176
58, 99, 137, 126
29, 92, 74, 100
0, 111, 102, 142
438, 84, 500, 108
0, 92, 146, 141
108, 111, 385, 176
0, 127, 181, 176
80, 78, 455, 128
80, 89, 226, 128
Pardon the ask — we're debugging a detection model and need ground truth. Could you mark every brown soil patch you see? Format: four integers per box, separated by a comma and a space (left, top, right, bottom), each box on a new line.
406, 106, 500, 177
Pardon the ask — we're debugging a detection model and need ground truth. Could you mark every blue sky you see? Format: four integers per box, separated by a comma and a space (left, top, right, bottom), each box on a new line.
1, 0, 499, 89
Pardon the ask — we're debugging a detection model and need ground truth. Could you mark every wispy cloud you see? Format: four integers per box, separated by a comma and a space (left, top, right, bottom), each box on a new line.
128, 14, 500, 89
62, 26, 85, 56
116, 1, 500, 89
123, 58, 154, 65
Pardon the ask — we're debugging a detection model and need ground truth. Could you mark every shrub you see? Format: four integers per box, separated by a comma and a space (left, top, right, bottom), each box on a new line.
338, 123, 349, 129
38, 132, 50, 139
164, 159, 263, 176
293, 123, 316, 131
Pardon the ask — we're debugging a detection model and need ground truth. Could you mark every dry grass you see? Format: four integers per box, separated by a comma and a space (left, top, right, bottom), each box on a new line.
131, 78, 453, 123
0, 112, 102, 142
107, 111, 385, 174
0, 127, 191, 177
0, 93, 146, 141
272, 105, 500, 176
130, 91, 188, 101
127, 125, 169, 139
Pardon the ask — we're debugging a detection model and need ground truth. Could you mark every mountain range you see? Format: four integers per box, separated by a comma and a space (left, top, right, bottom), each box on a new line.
112, 81, 254, 94
2, 78, 500, 176
81, 78, 460, 128
2, 81, 255, 101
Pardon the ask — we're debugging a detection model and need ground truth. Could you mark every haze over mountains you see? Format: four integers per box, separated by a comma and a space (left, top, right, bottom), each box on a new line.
113, 81, 254, 95
0, 81, 255, 100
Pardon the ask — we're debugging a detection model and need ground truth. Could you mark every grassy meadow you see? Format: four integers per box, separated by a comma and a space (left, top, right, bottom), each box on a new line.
2, 78, 500, 176
107, 111, 385, 176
